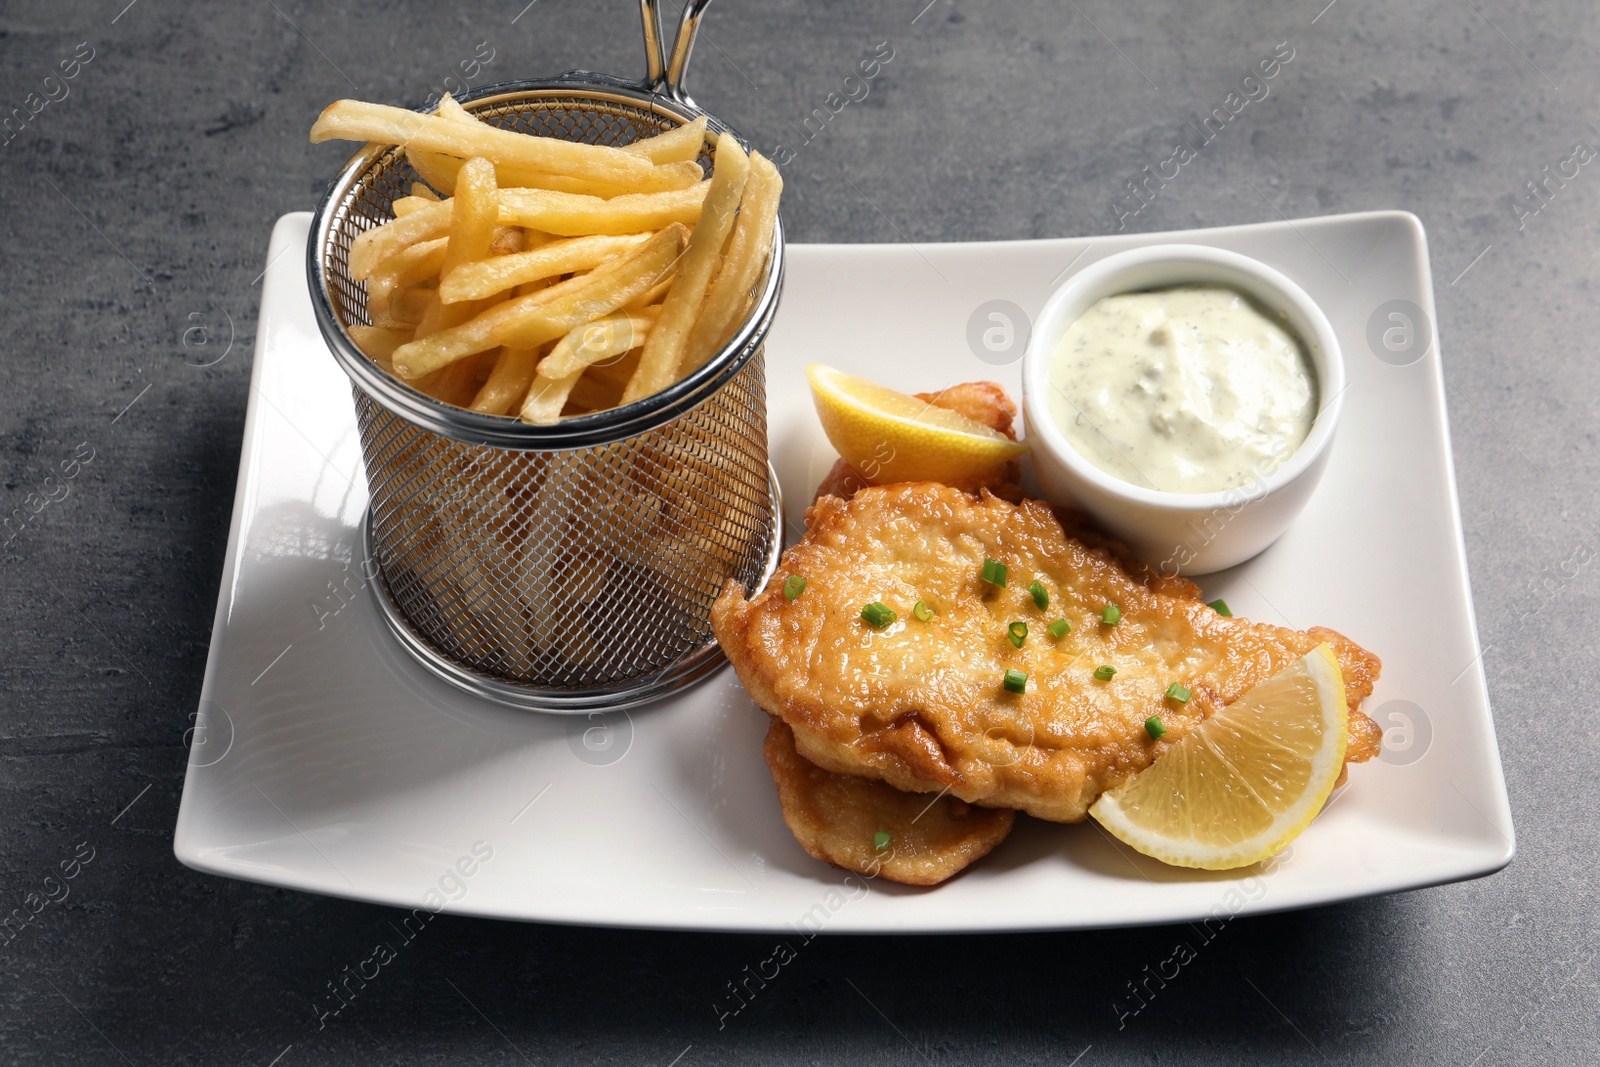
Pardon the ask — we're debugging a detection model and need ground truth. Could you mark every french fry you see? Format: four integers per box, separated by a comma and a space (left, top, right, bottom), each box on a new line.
622, 115, 709, 163
519, 369, 582, 424
347, 324, 413, 362
439, 233, 652, 304
391, 194, 435, 217
513, 161, 703, 197
408, 290, 446, 337
626, 277, 674, 310
348, 198, 453, 280
536, 309, 658, 379
431, 91, 478, 126
521, 314, 658, 424
441, 157, 499, 278
497, 185, 707, 236
365, 236, 448, 305
433, 99, 703, 195
680, 151, 783, 372
469, 346, 542, 416
386, 286, 434, 325
622, 133, 750, 403
422, 156, 507, 342
409, 145, 702, 198
409, 183, 440, 201
405, 145, 461, 196
392, 224, 686, 379
311, 99, 656, 186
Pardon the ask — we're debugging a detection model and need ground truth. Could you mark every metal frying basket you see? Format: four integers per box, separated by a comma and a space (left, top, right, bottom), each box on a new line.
306, 0, 783, 712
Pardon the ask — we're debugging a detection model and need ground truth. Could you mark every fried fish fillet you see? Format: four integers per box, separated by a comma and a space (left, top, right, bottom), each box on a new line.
763, 718, 1014, 886
713, 482, 1383, 823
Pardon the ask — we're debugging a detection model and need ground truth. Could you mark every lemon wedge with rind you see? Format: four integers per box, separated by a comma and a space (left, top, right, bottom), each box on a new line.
1089, 644, 1349, 871
806, 364, 1029, 485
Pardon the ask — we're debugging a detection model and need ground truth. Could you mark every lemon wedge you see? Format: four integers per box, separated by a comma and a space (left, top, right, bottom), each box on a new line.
806, 364, 1029, 485
1089, 644, 1349, 870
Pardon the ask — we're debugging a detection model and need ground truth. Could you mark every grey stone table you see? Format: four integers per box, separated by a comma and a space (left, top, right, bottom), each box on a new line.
3, 1, 1595, 1063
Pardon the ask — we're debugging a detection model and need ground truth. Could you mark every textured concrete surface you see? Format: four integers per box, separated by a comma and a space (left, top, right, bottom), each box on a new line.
2, 0, 1597, 1064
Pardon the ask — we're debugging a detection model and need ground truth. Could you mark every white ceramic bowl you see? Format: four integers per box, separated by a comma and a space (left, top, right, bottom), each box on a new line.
1021, 244, 1344, 576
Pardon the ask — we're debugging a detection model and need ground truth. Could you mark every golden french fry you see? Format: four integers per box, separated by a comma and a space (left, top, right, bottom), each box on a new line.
365, 236, 448, 305
409, 183, 440, 201
622, 133, 750, 403
442, 157, 498, 276
310, 99, 656, 186
521, 314, 658, 424
393, 224, 686, 378
626, 277, 674, 311
409, 145, 701, 198
439, 233, 652, 304
681, 151, 783, 372
406, 145, 460, 195
391, 194, 435, 217
497, 185, 707, 236
387, 287, 433, 325
347, 324, 414, 361
537, 309, 658, 379
622, 115, 709, 163
509, 161, 703, 197
433, 91, 477, 125
417, 156, 506, 341
434, 99, 701, 194
348, 198, 453, 280
520, 369, 583, 424
408, 290, 446, 337
510, 269, 607, 306
469, 346, 542, 415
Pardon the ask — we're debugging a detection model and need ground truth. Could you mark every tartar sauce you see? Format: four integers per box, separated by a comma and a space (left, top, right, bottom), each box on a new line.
1046, 286, 1316, 494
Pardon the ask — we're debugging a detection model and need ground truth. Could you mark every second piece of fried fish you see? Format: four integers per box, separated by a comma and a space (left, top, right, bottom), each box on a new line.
764, 718, 1015, 886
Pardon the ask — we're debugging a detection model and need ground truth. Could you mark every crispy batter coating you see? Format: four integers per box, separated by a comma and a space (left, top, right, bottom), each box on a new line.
763, 718, 1014, 886
713, 483, 1383, 823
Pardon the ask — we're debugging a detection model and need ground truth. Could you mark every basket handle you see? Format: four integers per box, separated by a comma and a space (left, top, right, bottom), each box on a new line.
639, 0, 713, 105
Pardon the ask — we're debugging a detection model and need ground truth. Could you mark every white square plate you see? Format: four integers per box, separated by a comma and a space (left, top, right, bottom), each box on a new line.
174, 211, 1513, 932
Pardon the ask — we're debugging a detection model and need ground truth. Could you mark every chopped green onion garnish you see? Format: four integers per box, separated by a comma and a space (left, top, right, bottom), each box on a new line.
1208, 598, 1232, 617
1093, 664, 1117, 681
1101, 604, 1121, 626
1165, 683, 1191, 704
1047, 618, 1071, 639
861, 601, 897, 629
873, 830, 891, 851
783, 575, 807, 601
1003, 668, 1028, 694
912, 599, 934, 622
1144, 716, 1167, 740
981, 558, 1008, 588
1029, 580, 1049, 610
1008, 621, 1028, 648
